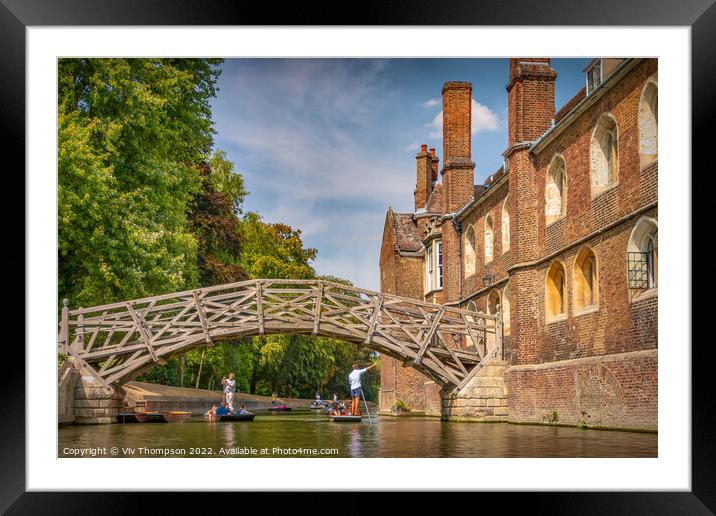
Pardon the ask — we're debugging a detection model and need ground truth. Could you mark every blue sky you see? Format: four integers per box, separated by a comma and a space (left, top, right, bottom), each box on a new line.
211, 58, 590, 291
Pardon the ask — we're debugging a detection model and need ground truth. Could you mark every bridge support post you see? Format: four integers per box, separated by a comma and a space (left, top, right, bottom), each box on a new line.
440, 357, 509, 423
67, 358, 125, 424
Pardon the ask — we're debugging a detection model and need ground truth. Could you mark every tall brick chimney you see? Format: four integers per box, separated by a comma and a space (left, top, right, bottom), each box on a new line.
430, 148, 439, 186
505, 58, 557, 364
506, 58, 557, 147
414, 144, 433, 211
441, 81, 475, 213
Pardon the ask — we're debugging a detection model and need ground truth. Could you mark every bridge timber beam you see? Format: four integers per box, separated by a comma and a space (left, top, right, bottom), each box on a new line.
57, 279, 500, 389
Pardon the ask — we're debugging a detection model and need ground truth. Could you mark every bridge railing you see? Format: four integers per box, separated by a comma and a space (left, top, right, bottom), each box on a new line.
58, 279, 501, 388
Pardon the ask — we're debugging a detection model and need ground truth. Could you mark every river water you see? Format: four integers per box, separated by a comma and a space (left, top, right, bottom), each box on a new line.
58, 409, 657, 458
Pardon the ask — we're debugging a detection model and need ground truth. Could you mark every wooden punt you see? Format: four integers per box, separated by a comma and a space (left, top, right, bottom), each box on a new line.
143, 412, 168, 423
163, 411, 191, 423
219, 413, 255, 422
116, 413, 141, 423
331, 415, 362, 422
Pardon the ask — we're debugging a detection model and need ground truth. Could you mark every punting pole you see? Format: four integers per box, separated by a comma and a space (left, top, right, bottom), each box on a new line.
360, 388, 373, 424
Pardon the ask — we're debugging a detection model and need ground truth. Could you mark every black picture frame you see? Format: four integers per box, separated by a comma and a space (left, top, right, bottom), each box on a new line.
3, 0, 709, 512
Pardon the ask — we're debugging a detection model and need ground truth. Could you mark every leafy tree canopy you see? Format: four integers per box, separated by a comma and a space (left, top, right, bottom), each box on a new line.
58, 58, 223, 307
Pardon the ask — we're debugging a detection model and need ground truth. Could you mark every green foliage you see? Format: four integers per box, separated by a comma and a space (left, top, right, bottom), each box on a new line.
58, 353, 69, 366
58, 58, 223, 307
238, 212, 316, 280
393, 399, 410, 412
59, 58, 383, 402
543, 410, 560, 424
188, 155, 248, 287
209, 150, 247, 212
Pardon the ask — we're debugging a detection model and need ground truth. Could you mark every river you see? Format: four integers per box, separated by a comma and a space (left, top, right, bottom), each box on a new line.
58, 409, 657, 458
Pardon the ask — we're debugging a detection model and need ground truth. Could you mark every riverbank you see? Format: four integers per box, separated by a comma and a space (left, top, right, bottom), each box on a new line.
123, 382, 377, 415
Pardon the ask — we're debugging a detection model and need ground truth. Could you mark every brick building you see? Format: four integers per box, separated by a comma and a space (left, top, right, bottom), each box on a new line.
379, 58, 658, 431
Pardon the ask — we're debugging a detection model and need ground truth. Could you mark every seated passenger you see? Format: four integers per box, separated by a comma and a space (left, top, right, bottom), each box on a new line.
205, 404, 218, 421
216, 402, 230, 416
238, 405, 251, 415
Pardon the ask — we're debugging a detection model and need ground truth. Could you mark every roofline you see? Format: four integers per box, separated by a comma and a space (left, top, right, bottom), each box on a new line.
455, 173, 509, 222
530, 58, 641, 155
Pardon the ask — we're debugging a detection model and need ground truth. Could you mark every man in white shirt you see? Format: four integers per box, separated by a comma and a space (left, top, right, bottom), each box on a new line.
222, 373, 236, 412
348, 362, 375, 416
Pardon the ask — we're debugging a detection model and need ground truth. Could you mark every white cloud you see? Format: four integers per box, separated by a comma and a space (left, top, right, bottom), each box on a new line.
472, 99, 499, 132
423, 98, 440, 108
404, 141, 421, 152
426, 98, 499, 138
212, 59, 413, 291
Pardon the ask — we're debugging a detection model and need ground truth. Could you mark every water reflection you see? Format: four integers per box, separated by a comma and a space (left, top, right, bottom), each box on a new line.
347, 426, 361, 457
59, 411, 657, 458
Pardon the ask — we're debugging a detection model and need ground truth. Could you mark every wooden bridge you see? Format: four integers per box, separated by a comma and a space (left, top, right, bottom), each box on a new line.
58, 279, 502, 394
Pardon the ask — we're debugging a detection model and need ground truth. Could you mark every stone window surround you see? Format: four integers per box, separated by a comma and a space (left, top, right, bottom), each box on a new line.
484, 213, 494, 264
501, 196, 510, 254
590, 112, 620, 199
573, 246, 599, 315
545, 260, 568, 324
638, 77, 658, 169
545, 153, 567, 227
627, 215, 658, 303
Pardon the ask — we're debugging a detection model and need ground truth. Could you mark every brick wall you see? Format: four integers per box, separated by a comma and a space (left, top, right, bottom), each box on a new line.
505, 349, 657, 430
379, 210, 439, 414
507, 58, 556, 146
377, 58, 658, 429
441, 81, 474, 213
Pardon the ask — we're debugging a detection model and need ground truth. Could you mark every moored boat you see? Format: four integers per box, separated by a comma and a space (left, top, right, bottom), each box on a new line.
331, 415, 362, 422
143, 412, 168, 423
268, 405, 291, 412
116, 413, 141, 423
219, 413, 255, 422
163, 411, 191, 422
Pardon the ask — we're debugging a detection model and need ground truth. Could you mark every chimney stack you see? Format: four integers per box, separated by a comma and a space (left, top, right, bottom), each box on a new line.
506, 58, 557, 147
441, 81, 475, 212
429, 148, 439, 185
414, 144, 433, 211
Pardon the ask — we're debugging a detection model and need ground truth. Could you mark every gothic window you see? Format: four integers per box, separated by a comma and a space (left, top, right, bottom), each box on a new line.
464, 225, 476, 277
502, 284, 511, 336
546, 261, 567, 322
628, 217, 658, 297
590, 113, 619, 196
466, 300, 478, 349
485, 214, 494, 263
425, 244, 433, 294
486, 290, 501, 353
424, 239, 443, 293
502, 197, 510, 252
546, 155, 566, 225
639, 80, 658, 167
437, 240, 443, 289
573, 247, 598, 312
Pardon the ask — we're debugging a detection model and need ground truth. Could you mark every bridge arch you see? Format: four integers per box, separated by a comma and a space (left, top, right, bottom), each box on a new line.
59, 279, 501, 394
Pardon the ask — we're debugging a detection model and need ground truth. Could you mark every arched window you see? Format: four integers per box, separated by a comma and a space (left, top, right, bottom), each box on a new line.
590, 113, 619, 196
573, 247, 598, 312
502, 284, 511, 336
502, 197, 510, 252
484, 214, 494, 263
639, 79, 658, 167
628, 216, 658, 295
546, 261, 567, 322
486, 290, 501, 353
546, 155, 566, 225
465, 300, 478, 349
464, 225, 476, 277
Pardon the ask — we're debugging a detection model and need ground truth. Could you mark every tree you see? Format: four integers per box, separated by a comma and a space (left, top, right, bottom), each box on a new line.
58, 58, 223, 308
238, 212, 316, 280
187, 153, 248, 287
